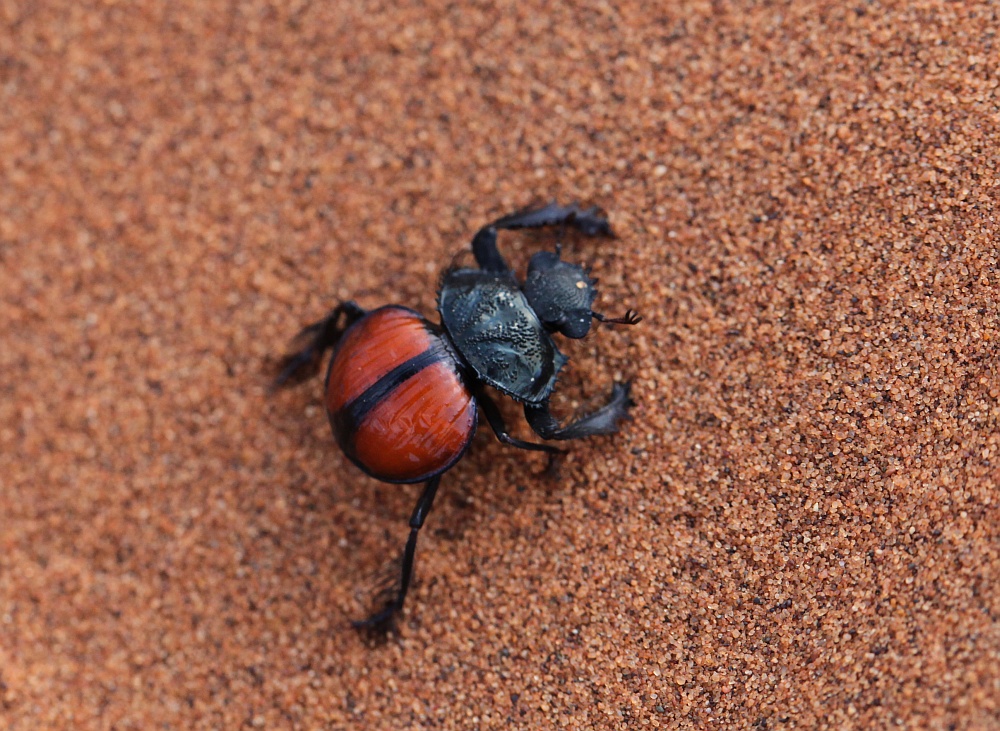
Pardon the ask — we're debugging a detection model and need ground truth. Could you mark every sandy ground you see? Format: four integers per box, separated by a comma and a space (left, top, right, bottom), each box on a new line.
2, 1, 998, 728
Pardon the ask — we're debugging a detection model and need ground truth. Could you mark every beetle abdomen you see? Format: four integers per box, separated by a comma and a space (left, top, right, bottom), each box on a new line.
325, 306, 477, 483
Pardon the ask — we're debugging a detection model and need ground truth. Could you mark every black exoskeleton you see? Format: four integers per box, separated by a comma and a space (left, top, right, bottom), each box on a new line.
439, 202, 640, 430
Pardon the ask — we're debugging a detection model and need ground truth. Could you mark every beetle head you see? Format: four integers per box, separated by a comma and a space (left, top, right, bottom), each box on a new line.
522, 250, 598, 339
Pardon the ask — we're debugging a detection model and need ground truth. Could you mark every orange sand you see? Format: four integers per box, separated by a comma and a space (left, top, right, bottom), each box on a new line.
2, 1, 997, 728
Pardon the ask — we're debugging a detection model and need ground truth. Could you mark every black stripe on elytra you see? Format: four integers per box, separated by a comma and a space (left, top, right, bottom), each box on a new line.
332, 344, 448, 444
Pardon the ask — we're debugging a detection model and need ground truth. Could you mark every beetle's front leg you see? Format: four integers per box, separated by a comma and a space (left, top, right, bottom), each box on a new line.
524, 381, 633, 441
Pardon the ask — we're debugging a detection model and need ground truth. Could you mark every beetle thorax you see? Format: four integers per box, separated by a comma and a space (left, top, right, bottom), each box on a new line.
437, 269, 567, 403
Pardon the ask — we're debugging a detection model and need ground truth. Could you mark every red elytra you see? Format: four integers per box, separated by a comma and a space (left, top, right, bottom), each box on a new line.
324, 305, 477, 483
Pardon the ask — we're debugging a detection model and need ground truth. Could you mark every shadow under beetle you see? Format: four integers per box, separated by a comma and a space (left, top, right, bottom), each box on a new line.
275, 203, 641, 630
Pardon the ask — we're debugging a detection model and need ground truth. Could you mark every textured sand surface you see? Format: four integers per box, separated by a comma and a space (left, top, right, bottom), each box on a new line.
2, 1, 998, 728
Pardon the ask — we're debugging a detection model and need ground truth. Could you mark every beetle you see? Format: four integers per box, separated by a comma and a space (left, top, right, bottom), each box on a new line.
275, 203, 641, 629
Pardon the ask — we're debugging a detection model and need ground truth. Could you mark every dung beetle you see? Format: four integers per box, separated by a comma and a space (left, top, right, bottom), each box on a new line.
275, 203, 641, 629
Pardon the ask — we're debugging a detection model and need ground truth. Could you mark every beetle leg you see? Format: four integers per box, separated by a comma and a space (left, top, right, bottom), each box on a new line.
477, 389, 565, 454
470, 203, 613, 274
354, 474, 442, 630
273, 300, 366, 387
471, 226, 513, 273
524, 381, 634, 440
489, 202, 613, 237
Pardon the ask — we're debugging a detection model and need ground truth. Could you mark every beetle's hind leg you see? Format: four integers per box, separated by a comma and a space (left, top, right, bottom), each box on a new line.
273, 300, 366, 387
470, 202, 612, 274
524, 381, 634, 441
353, 474, 442, 631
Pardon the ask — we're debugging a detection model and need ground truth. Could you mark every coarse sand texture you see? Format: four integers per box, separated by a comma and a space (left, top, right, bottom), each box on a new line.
1, 1, 997, 729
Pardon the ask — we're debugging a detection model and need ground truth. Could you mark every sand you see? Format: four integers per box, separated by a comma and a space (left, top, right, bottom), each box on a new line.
2, 0, 997, 728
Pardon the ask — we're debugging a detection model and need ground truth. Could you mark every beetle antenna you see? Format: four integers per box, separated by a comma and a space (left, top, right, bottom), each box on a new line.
592, 309, 643, 326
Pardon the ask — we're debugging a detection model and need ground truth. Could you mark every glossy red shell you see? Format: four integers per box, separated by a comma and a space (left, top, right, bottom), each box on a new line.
325, 306, 477, 483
